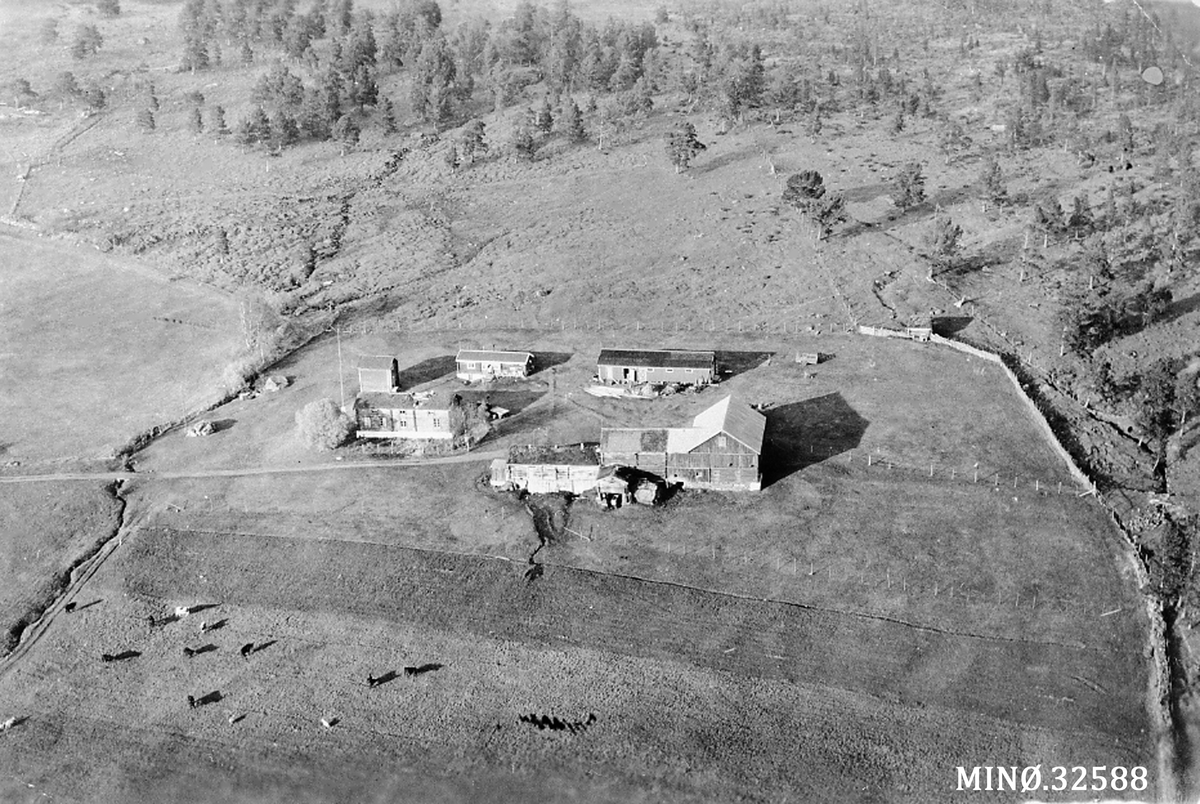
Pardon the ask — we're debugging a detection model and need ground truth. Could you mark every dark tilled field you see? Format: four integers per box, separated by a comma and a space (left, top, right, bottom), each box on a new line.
0, 524, 1154, 804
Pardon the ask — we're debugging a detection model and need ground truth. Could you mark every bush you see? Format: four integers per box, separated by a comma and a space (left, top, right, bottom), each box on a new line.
295, 398, 354, 450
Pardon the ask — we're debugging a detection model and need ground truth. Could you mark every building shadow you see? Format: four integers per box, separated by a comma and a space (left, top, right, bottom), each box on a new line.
458, 388, 545, 419
715, 350, 775, 381
932, 315, 973, 336
397, 355, 457, 390
531, 352, 573, 375
761, 393, 869, 487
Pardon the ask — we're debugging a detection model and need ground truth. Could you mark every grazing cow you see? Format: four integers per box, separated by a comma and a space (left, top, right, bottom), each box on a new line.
183, 647, 197, 658
239, 642, 254, 660
367, 674, 379, 688
187, 696, 197, 710
100, 653, 116, 663
63, 602, 76, 613
320, 717, 336, 730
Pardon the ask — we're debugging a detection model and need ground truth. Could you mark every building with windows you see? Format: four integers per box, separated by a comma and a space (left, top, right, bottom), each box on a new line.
596, 348, 716, 386
455, 350, 535, 381
354, 390, 464, 439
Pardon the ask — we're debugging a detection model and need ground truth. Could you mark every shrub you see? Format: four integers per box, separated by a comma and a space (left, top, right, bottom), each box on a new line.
295, 398, 354, 450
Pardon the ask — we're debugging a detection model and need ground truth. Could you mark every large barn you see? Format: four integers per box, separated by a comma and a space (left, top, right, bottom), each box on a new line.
599, 396, 765, 490
596, 348, 716, 386
456, 349, 534, 381
490, 443, 601, 494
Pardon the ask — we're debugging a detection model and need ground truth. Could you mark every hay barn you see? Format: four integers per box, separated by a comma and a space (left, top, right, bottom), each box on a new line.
596, 348, 716, 386
358, 356, 400, 394
600, 396, 765, 490
491, 443, 601, 494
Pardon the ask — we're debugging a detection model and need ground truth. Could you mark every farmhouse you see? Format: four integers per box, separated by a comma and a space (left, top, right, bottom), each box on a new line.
596, 348, 716, 386
358, 356, 400, 394
600, 395, 765, 491
456, 349, 535, 381
491, 443, 601, 494
354, 390, 464, 440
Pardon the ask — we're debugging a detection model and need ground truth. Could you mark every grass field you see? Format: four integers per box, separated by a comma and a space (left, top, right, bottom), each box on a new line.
0, 230, 243, 466
0, 480, 123, 655
0, 333, 1157, 802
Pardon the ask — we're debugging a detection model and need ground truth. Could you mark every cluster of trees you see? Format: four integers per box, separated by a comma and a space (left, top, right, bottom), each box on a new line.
781, 170, 846, 240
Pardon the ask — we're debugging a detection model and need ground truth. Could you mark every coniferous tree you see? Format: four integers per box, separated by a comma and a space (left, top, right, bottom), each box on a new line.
459, 118, 487, 163
208, 104, 228, 136
511, 121, 536, 160
332, 113, 360, 154
665, 120, 705, 172
237, 105, 271, 146
978, 156, 1007, 205
892, 162, 926, 209
71, 24, 104, 59
534, 97, 554, 134
135, 107, 156, 132
381, 97, 397, 135
922, 213, 962, 275
559, 98, 585, 142
189, 106, 204, 133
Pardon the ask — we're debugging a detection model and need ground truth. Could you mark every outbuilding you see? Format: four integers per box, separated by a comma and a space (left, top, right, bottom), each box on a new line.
358, 356, 400, 394
456, 350, 534, 381
596, 348, 716, 386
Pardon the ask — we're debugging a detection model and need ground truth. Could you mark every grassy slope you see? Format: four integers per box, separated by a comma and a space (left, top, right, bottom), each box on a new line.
0, 481, 123, 654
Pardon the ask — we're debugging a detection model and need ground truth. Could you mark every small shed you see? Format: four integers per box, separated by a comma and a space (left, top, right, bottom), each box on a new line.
456, 349, 535, 381
496, 443, 601, 494
596, 348, 716, 386
358, 356, 400, 394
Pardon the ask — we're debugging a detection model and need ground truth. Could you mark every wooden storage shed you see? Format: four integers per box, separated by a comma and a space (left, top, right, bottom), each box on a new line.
456, 350, 535, 381
358, 356, 400, 394
596, 348, 716, 386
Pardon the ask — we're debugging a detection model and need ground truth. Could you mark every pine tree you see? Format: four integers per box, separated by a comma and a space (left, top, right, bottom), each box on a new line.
268, 109, 299, 151
889, 108, 904, 135
444, 144, 460, 170
782, 170, 826, 211
236, 105, 271, 145
240, 40, 254, 66
812, 195, 847, 240
978, 156, 1007, 205
189, 106, 204, 133
511, 121, 536, 160
136, 107, 156, 132
381, 97, 397, 135
922, 213, 962, 275
208, 104, 228, 136
459, 118, 487, 163
534, 97, 554, 134
559, 98, 585, 142
805, 102, 822, 140
332, 114, 360, 154
71, 24, 104, 59
665, 120, 705, 172
892, 162, 926, 209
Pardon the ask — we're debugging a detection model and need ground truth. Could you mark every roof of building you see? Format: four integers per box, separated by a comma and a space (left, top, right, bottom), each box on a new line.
599, 428, 669, 454
358, 355, 398, 371
597, 348, 716, 370
357, 390, 460, 410
689, 395, 766, 454
508, 443, 600, 466
457, 349, 534, 364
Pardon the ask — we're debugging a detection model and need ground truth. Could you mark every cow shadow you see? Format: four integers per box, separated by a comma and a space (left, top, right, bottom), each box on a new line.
397, 355, 457, 390
715, 350, 775, 381
761, 393, 869, 487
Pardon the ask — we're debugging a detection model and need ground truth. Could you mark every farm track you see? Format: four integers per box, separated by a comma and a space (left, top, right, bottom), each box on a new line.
107, 525, 1147, 741
0, 451, 506, 484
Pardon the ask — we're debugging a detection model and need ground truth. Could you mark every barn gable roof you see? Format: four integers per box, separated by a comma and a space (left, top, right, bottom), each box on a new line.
457, 349, 534, 364
689, 395, 766, 454
597, 348, 715, 370
358, 355, 398, 371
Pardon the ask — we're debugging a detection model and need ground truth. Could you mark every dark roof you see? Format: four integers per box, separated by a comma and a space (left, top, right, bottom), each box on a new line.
600, 428, 669, 453
358, 356, 398, 371
597, 348, 715, 370
508, 443, 600, 465
457, 350, 533, 364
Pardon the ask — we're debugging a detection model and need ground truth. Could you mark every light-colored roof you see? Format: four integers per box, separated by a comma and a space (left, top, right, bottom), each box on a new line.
600, 428, 668, 454
689, 395, 766, 454
457, 349, 533, 363
358, 355, 398, 371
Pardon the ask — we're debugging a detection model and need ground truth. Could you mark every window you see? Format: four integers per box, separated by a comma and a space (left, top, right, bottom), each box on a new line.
666, 368, 674, 373
432, 416, 444, 429
718, 436, 726, 448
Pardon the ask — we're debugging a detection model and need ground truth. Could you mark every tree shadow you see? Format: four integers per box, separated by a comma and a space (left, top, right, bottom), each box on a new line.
458, 388, 545, 418
397, 355, 457, 390
761, 393, 869, 487
715, 350, 775, 381
1161, 292, 1200, 326
531, 352, 573, 375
